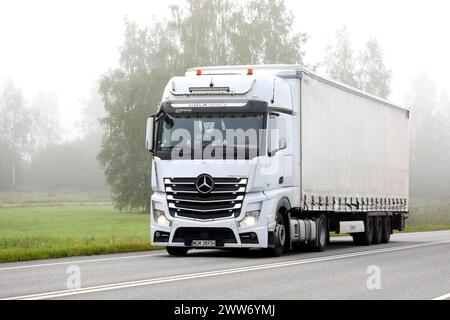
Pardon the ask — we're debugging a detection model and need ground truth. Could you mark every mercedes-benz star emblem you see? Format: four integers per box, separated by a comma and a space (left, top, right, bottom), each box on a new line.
195, 174, 215, 194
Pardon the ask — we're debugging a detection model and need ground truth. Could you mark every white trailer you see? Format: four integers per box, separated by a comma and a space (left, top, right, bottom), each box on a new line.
146, 65, 410, 257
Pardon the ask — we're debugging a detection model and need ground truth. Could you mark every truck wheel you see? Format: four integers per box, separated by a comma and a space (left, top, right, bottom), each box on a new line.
311, 215, 328, 252
353, 216, 374, 246
166, 247, 189, 257
265, 212, 286, 257
381, 216, 392, 244
372, 216, 383, 245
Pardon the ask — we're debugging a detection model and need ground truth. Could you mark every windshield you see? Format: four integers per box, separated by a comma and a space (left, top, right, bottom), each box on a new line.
156, 113, 265, 160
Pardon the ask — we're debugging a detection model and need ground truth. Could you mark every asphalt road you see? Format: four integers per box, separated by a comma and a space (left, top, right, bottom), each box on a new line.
1, 231, 449, 300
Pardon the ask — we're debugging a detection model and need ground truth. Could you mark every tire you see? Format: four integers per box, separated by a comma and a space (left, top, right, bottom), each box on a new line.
353, 216, 374, 246
265, 212, 287, 257
166, 247, 189, 257
372, 216, 383, 245
381, 216, 392, 244
311, 215, 328, 252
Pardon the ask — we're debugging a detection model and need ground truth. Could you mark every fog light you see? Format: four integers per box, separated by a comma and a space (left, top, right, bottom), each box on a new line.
153, 210, 171, 227
240, 211, 260, 227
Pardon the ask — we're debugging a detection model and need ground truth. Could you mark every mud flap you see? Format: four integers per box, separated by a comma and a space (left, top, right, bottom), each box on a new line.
393, 213, 407, 231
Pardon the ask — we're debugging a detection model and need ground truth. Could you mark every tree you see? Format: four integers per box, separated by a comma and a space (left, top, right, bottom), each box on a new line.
438, 92, 450, 194
22, 85, 108, 193
228, 0, 307, 65
407, 73, 450, 198
99, 0, 308, 210
98, 21, 159, 211
322, 27, 392, 99
27, 138, 108, 192
168, 0, 236, 67
80, 85, 106, 137
356, 38, 392, 98
0, 138, 10, 190
0, 79, 33, 191
323, 26, 357, 87
30, 91, 61, 150
167, 0, 307, 67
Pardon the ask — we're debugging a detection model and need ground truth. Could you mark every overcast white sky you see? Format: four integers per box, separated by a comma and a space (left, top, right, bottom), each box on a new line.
1, 0, 449, 140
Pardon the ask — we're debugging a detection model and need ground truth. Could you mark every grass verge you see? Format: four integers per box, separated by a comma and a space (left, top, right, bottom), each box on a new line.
408, 198, 450, 231
0, 205, 157, 263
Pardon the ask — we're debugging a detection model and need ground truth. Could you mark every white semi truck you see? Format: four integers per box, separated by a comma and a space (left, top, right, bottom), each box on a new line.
146, 65, 410, 257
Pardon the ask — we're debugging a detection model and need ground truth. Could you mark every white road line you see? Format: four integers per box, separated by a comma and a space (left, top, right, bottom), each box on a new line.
0, 252, 166, 272
433, 293, 450, 301
3, 239, 450, 301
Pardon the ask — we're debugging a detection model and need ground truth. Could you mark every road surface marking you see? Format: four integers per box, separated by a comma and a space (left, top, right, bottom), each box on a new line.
3, 239, 450, 300
0, 252, 166, 272
433, 293, 450, 301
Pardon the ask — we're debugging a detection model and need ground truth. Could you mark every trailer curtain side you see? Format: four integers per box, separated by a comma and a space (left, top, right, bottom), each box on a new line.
300, 74, 410, 213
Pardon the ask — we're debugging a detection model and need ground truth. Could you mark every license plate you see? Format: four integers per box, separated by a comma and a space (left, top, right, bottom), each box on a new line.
191, 240, 216, 247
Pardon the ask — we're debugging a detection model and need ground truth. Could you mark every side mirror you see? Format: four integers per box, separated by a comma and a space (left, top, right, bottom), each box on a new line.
146, 117, 155, 152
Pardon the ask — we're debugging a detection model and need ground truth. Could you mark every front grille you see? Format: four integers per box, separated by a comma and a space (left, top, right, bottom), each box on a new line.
165, 177, 248, 220
173, 228, 237, 244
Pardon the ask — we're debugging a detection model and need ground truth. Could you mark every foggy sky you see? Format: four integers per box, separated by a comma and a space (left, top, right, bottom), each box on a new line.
1, 0, 449, 140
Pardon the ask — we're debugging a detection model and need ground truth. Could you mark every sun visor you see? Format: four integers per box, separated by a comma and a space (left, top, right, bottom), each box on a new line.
160, 100, 269, 114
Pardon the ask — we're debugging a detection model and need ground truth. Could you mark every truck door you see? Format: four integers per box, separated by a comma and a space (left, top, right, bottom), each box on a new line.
267, 114, 293, 189
278, 115, 293, 187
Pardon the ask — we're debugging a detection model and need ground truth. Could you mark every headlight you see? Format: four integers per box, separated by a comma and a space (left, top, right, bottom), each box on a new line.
240, 211, 260, 227
153, 209, 171, 227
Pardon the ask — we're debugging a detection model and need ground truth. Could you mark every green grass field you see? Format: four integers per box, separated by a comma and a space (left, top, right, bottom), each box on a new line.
0, 205, 155, 263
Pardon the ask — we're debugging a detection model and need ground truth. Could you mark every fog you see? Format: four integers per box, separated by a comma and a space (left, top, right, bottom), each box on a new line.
0, 0, 449, 206
2, 0, 450, 140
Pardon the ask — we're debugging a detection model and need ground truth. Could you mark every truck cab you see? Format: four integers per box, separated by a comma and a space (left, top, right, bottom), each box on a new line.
147, 65, 302, 256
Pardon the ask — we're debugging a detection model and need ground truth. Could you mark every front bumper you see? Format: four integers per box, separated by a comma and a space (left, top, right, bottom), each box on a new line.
152, 218, 270, 249
151, 190, 275, 249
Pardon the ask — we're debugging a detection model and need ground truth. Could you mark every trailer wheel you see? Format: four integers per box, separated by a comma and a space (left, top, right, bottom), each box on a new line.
166, 247, 189, 257
372, 216, 383, 245
265, 212, 286, 257
381, 216, 392, 244
353, 216, 374, 246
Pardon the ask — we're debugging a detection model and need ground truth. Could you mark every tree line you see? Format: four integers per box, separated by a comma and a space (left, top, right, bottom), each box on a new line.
0, 82, 107, 193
